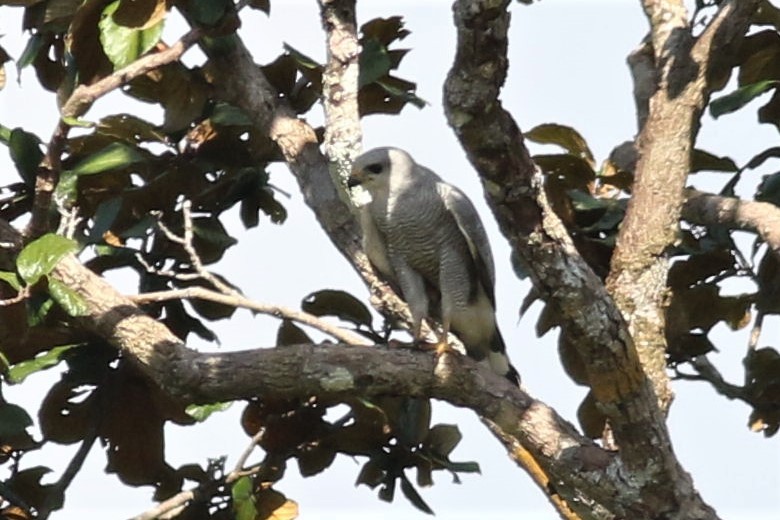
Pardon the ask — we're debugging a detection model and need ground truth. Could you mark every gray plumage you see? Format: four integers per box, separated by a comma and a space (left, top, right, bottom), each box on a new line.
347, 147, 519, 385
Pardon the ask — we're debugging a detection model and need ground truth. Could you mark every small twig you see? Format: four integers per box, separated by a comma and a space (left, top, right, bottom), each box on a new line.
129, 286, 370, 345
748, 310, 763, 353
26, 28, 206, 239
131, 428, 268, 520
227, 427, 266, 483
135, 253, 201, 282
0, 286, 30, 306
130, 488, 195, 520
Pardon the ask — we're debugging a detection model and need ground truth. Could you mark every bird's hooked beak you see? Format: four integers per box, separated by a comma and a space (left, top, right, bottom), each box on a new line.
346, 165, 365, 188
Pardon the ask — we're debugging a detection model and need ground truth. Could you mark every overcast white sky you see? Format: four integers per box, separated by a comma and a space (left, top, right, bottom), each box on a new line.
1, 1, 778, 519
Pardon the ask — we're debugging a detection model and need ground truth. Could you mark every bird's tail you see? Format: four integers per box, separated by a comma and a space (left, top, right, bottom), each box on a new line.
486, 329, 520, 386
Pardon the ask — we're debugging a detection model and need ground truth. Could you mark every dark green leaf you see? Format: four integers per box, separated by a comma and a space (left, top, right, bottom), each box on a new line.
70, 142, 145, 175
400, 474, 434, 515
249, 0, 270, 14
17, 234, 79, 285
747, 147, 780, 170
8, 127, 44, 185
188, 0, 229, 26
276, 319, 313, 346
301, 289, 373, 328
710, 80, 779, 118
186, 402, 232, 422
443, 460, 481, 474
378, 475, 396, 503
16, 32, 45, 73
283, 43, 322, 71
359, 38, 392, 87
526, 123, 595, 166
0, 403, 33, 438
424, 424, 461, 457
756, 171, 780, 206
88, 197, 123, 243
210, 103, 252, 126
691, 149, 739, 173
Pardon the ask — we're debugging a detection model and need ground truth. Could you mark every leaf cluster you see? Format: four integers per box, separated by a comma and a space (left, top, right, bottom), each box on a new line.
0, 1, 430, 518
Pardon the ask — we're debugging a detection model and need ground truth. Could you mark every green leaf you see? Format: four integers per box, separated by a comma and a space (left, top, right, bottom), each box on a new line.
7, 344, 78, 384
400, 473, 434, 515
691, 149, 739, 173
69, 142, 145, 175
301, 289, 373, 328
526, 123, 595, 166
359, 38, 392, 87
424, 424, 462, 457
443, 460, 481, 474
0, 403, 33, 438
0, 271, 22, 291
283, 43, 322, 71
16, 32, 45, 73
61, 116, 95, 128
185, 402, 232, 422
99, 0, 165, 70
210, 103, 252, 126
8, 127, 44, 186
17, 234, 79, 285
48, 278, 89, 316
710, 80, 780, 118
188, 0, 230, 26
231, 476, 257, 520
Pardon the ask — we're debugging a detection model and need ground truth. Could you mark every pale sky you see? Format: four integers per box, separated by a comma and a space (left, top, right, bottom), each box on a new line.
0, 1, 778, 519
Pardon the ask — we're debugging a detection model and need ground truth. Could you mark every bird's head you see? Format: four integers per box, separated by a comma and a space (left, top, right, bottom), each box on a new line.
347, 147, 414, 194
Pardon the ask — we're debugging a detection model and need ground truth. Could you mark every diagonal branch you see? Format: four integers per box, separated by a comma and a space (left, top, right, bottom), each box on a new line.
443, 1, 722, 518
202, 35, 413, 332
609, 0, 760, 412
26, 27, 205, 239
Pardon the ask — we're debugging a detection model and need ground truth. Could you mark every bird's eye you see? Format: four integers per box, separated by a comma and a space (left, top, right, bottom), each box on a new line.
366, 163, 383, 174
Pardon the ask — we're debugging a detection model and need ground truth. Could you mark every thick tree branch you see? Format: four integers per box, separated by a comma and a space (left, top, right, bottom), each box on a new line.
443, 1, 719, 518
608, 0, 760, 412
20, 243, 673, 520
319, 0, 362, 178
683, 189, 780, 258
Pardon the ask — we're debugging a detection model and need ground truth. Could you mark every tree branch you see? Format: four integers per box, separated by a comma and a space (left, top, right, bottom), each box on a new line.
202, 37, 413, 334
26, 28, 205, 239
443, 1, 721, 518
319, 0, 362, 178
609, 0, 760, 413
683, 189, 780, 258
129, 286, 370, 345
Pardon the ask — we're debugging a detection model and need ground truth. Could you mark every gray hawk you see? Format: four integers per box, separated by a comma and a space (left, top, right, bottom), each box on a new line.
347, 147, 519, 385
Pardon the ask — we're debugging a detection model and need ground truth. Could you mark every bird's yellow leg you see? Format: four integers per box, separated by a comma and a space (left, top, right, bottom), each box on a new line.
434, 319, 452, 356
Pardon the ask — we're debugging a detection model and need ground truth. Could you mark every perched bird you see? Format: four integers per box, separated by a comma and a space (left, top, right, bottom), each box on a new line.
347, 147, 519, 385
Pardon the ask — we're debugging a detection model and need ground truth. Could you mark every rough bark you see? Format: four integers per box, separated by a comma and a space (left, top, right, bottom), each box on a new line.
683, 189, 780, 259
38, 247, 672, 520
608, 0, 760, 412
202, 36, 413, 329
443, 1, 720, 518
